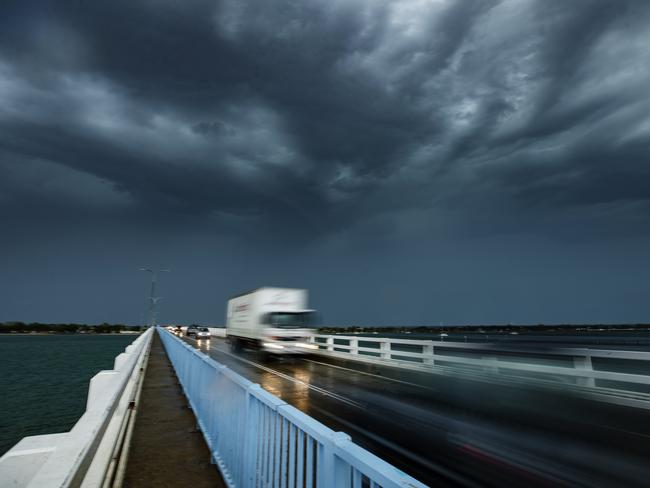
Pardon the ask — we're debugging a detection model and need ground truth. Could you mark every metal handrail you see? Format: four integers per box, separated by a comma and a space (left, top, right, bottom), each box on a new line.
158, 327, 426, 488
310, 333, 650, 358
307, 334, 650, 406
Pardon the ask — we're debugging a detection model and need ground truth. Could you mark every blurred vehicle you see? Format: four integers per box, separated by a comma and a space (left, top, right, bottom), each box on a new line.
186, 326, 199, 338
172, 326, 182, 336
226, 287, 317, 356
196, 327, 210, 340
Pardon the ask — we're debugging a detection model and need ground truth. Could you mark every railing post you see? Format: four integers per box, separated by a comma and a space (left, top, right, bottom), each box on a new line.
350, 338, 359, 355
326, 336, 334, 352
242, 386, 258, 486
333, 432, 352, 487
380, 340, 391, 360
423, 344, 434, 367
319, 432, 352, 488
573, 354, 596, 388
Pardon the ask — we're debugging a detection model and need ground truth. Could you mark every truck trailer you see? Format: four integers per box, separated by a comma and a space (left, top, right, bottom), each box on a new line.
225, 287, 317, 356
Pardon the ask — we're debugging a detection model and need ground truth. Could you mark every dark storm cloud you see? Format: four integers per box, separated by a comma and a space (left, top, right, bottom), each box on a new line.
1, 0, 649, 243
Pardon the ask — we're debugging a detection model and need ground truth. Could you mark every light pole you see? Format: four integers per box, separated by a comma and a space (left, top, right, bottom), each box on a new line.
140, 268, 169, 327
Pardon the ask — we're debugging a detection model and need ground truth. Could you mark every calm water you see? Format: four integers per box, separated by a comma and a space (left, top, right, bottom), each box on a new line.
0, 334, 138, 455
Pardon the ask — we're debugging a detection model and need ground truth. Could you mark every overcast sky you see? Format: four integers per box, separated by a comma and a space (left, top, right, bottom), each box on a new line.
1, 0, 649, 326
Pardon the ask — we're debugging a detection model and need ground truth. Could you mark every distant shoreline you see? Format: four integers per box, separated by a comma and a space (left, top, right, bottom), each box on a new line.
0, 323, 145, 335
0, 332, 142, 336
319, 324, 650, 334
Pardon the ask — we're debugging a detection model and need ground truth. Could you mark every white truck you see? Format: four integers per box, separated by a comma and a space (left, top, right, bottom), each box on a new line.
226, 287, 317, 356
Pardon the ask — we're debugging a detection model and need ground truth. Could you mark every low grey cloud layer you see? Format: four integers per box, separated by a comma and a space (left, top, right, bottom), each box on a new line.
1, 0, 649, 325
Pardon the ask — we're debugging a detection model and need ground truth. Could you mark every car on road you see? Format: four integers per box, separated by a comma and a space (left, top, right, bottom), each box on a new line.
196, 327, 211, 340
186, 326, 210, 340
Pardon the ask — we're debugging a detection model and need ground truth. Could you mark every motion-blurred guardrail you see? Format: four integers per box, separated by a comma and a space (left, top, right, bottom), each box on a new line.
0, 327, 154, 488
308, 334, 650, 408
158, 327, 426, 488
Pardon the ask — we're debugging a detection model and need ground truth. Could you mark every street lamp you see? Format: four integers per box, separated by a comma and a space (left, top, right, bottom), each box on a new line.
140, 268, 169, 327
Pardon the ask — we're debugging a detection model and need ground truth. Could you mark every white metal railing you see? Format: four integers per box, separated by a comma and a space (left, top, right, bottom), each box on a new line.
0, 327, 154, 488
157, 327, 426, 488
307, 334, 650, 406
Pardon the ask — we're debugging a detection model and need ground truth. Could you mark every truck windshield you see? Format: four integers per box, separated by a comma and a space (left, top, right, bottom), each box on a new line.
267, 312, 311, 329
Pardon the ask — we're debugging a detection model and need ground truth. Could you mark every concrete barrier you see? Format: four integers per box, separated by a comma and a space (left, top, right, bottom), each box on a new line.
0, 328, 154, 488
208, 327, 226, 338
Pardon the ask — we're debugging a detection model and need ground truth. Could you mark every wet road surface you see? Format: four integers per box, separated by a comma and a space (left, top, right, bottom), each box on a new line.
182, 336, 650, 487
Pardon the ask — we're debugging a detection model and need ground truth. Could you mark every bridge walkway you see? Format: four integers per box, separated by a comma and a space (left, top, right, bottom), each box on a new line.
122, 332, 225, 487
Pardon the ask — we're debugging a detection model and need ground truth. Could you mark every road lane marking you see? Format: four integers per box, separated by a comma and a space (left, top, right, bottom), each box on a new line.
302, 358, 438, 392
204, 342, 365, 409
207, 337, 434, 391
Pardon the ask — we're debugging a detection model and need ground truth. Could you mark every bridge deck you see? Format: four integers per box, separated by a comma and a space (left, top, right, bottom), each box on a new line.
181, 335, 650, 487
122, 333, 225, 487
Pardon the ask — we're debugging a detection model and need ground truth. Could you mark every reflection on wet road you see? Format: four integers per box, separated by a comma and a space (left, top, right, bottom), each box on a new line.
183, 336, 650, 487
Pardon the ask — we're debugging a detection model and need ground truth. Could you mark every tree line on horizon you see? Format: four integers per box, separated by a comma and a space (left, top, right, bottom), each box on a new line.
3, 322, 648, 335
319, 323, 650, 334
0, 322, 145, 333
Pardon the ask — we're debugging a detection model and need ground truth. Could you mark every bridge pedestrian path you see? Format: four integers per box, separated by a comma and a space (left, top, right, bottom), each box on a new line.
122, 332, 225, 487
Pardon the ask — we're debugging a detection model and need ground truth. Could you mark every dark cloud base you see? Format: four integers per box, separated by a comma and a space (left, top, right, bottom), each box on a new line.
1, 0, 649, 324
